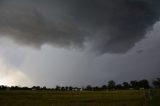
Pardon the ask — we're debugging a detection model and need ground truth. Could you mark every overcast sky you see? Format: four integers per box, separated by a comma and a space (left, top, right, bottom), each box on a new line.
0, 0, 160, 87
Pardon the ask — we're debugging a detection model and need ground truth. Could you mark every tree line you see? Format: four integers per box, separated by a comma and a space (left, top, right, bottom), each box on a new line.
0, 78, 160, 91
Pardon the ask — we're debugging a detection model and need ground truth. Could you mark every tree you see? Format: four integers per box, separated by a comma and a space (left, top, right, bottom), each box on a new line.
93, 86, 100, 91
0, 85, 7, 90
138, 79, 150, 89
130, 80, 139, 89
101, 85, 107, 90
123, 82, 130, 89
32, 86, 40, 90
42, 86, 47, 90
86, 85, 93, 91
116, 84, 123, 90
65, 86, 69, 91
108, 80, 116, 90
55, 85, 61, 91
68, 86, 73, 91
153, 78, 160, 88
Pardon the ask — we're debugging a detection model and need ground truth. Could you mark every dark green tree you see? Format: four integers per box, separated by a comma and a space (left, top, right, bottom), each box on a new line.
116, 84, 123, 90
68, 86, 73, 91
153, 78, 160, 88
101, 85, 107, 90
138, 79, 150, 89
130, 80, 139, 89
86, 85, 93, 91
108, 80, 116, 90
123, 82, 130, 89
55, 85, 61, 91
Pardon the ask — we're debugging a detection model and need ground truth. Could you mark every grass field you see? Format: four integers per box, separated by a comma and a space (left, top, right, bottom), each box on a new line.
0, 89, 159, 106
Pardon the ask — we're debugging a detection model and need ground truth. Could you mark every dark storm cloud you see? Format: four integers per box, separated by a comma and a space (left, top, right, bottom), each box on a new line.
0, 0, 160, 53
69, 0, 160, 53
0, 0, 86, 48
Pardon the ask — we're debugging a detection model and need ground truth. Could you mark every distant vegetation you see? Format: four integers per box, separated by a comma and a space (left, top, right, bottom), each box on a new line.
0, 78, 160, 91
0, 78, 160, 106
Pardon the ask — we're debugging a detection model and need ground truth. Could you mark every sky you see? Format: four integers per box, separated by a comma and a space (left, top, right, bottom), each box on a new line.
0, 0, 160, 87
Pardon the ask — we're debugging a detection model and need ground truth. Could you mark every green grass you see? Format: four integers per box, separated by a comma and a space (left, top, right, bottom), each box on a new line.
150, 89, 160, 106
0, 90, 159, 106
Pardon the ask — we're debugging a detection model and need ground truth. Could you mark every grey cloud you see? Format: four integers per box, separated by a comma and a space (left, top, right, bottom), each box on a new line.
69, 0, 160, 53
0, 0, 86, 48
0, 0, 160, 53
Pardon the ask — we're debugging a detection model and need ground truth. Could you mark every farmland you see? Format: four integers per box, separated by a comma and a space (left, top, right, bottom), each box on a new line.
0, 89, 159, 106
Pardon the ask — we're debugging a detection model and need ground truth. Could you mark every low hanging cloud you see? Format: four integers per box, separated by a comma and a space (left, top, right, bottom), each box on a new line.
0, 0, 160, 53
0, 60, 33, 86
